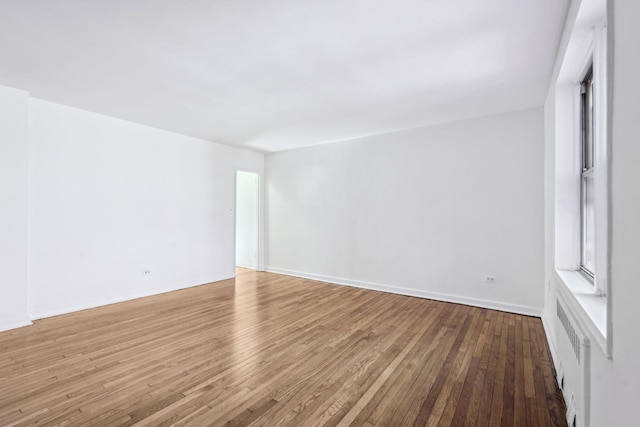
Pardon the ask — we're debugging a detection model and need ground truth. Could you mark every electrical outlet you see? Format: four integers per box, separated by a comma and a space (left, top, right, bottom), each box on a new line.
483, 275, 496, 283
144, 269, 151, 275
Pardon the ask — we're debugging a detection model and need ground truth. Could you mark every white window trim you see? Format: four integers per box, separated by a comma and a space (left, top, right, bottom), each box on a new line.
554, 14, 611, 358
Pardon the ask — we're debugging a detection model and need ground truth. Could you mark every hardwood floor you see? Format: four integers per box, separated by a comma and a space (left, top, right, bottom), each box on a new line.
0, 269, 566, 426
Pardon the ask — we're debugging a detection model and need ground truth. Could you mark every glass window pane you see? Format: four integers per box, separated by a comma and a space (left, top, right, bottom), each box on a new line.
586, 86, 594, 168
582, 174, 595, 274
582, 68, 594, 170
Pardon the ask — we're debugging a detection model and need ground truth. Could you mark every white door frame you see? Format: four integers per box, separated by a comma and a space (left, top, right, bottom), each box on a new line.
234, 168, 264, 272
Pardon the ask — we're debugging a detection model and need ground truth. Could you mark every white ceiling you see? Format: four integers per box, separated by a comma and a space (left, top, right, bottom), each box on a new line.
0, 0, 568, 152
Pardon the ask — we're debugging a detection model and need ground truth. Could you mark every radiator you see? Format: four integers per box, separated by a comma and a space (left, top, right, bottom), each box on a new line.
555, 297, 591, 427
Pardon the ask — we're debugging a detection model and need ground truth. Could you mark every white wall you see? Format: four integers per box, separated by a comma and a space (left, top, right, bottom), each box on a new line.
604, 0, 640, 419
266, 108, 545, 315
236, 170, 259, 269
0, 85, 30, 331
543, 1, 640, 425
27, 99, 263, 318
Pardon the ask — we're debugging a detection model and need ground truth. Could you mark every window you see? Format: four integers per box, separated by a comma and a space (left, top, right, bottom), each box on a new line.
553, 12, 610, 356
580, 66, 595, 279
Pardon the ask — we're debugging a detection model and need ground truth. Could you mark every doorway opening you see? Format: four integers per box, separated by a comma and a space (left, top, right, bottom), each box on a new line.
235, 170, 260, 270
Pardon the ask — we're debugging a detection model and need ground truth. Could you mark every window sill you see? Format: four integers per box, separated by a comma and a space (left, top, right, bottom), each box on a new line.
555, 269, 610, 357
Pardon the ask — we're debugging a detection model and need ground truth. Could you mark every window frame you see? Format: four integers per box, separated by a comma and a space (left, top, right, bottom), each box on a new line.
580, 65, 595, 280
553, 16, 610, 357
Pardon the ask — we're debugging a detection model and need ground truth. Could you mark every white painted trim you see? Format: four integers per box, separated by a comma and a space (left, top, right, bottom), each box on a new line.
0, 318, 33, 333
28, 277, 232, 321
236, 263, 257, 270
266, 267, 542, 317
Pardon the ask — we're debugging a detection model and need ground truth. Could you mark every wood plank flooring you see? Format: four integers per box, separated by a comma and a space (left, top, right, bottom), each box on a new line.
0, 269, 566, 426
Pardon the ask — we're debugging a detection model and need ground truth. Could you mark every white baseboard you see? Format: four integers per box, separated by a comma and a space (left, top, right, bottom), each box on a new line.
265, 267, 542, 317
28, 276, 233, 321
236, 263, 257, 270
0, 317, 33, 333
